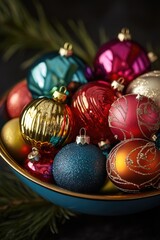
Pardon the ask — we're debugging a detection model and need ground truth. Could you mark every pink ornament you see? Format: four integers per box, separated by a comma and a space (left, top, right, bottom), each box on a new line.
6, 80, 32, 118
93, 28, 151, 86
71, 80, 116, 145
24, 148, 57, 183
108, 94, 160, 141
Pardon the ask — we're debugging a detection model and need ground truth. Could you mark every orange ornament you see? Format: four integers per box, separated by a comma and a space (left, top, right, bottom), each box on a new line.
107, 138, 160, 192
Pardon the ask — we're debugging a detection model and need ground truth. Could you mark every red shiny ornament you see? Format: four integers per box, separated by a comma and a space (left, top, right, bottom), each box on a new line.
71, 80, 116, 145
24, 148, 57, 183
107, 138, 160, 192
108, 94, 160, 141
93, 28, 151, 86
6, 79, 32, 118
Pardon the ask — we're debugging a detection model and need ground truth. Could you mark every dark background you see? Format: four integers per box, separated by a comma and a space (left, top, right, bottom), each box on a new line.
1, 0, 160, 96
1, 0, 160, 239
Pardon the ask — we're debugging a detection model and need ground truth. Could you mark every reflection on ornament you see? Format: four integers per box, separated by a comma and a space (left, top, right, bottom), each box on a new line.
6, 80, 32, 118
108, 94, 160, 141
20, 86, 75, 151
126, 70, 160, 109
52, 128, 107, 193
93, 28, 151, 86
1, 118, 31, 162
71, 80, 116, 145
27, 42, 88, 99
107, 138, 160, 192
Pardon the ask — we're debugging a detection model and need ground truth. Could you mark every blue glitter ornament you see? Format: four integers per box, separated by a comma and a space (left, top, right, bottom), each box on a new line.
27, 43, 88, 99
52, 128, 107, 193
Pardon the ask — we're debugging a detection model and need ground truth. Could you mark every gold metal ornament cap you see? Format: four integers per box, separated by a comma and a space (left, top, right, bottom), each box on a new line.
76, 128, 90, 145
147, 51, 158, 63
28, 147, 40, 162
52, 86, 67, 102
111, 78, 125, 92
59, 42, 73, 56
118, 28, 131, 41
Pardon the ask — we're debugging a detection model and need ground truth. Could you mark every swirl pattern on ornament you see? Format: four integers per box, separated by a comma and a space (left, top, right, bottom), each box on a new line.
108, 94, 160, 140
107, 139, 160, 192
72, 81, 115, 144
137, 97, 160, 139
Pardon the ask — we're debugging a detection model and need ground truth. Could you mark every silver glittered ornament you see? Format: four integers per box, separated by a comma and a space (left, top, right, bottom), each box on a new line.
126, 70, 160, 108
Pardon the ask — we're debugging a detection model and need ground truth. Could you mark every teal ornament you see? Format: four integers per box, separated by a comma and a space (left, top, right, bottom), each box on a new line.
27, 43, 88, 99
52, 128, 107, 193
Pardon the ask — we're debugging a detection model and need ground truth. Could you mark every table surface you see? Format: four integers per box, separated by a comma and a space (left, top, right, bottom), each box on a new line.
1, 1, 160, 238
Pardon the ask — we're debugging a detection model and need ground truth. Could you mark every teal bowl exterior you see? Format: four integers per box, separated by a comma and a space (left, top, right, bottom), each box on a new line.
13, 169, 160, 216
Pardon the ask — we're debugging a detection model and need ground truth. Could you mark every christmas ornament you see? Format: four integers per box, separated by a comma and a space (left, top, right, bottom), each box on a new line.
0, 118, 31, 162
108, 94, 160, 141
52, 128, 107, 193
93, 28, 151, 87
71, 80, 116, 145
6, 79, 32, 118
126, 70, 160, 108
107, 138, 160, 192
20, 86, 75, 152
100, 179, 120, 194
24, 147, 56, 183
27, 42, 88, 99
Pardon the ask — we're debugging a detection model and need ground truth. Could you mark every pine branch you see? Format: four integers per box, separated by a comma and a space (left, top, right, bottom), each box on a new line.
0, 169, 75, 240
0, 0, 104, 67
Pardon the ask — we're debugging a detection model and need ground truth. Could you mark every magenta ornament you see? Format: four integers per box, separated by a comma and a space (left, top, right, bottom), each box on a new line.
24, 147, 57, 183
93, 28, 151, 87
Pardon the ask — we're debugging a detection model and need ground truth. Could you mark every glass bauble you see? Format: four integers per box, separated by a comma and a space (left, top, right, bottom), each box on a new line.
108, 94, 160, 141
93, 28, 151, 87
71, 80, 116, 145
27, 43, 88, 99
107, 138, 160, 192
20, 87, 75, 152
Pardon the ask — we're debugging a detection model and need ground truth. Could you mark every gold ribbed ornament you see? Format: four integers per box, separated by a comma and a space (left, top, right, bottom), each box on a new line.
20, 87, 74, 151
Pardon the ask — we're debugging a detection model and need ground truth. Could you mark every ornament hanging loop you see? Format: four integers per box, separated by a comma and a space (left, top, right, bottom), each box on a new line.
79, 127, 87, 136
118, 28, 131, 41
59, 86, 67, 94
59, 42, 73, 56
76, 127, 90, 145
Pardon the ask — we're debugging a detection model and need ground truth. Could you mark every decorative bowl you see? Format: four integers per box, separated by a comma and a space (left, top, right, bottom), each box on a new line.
1, 94, 160, 216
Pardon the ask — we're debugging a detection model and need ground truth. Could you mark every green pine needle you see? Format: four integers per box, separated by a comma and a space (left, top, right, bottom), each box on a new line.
0, 170, 75, 240
0, 0, 106, 68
